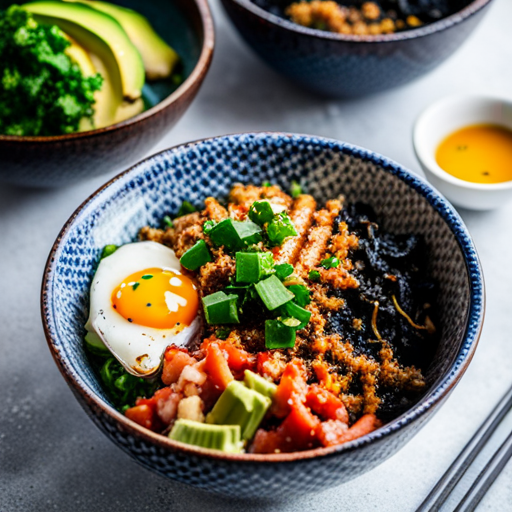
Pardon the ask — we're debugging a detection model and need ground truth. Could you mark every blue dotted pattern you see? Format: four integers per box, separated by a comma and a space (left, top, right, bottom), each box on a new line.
42, 133, 484, 498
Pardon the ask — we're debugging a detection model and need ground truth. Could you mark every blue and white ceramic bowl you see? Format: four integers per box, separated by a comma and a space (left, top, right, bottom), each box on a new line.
42, 133, 484, 498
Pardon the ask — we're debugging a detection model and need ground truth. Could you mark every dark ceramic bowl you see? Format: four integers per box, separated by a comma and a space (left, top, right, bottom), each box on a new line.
221, 0, 492, 97
42, 133, 484, 498
0, 0, 214, 187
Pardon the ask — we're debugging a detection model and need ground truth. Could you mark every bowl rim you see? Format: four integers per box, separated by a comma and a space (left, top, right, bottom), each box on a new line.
41, 131, 485, 464
413, 93, 512, 191
0, 0, 215, 144
224, 0, 492, 43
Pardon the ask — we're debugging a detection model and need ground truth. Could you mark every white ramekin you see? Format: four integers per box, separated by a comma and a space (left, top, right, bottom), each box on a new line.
413, 95, 512, 210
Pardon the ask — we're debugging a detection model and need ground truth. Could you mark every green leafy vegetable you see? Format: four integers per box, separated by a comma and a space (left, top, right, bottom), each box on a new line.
0, 6, 103, 136
99, 357, 158, 411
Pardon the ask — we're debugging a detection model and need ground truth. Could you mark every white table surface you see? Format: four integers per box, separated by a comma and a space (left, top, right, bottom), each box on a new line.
1, 0, 512, 510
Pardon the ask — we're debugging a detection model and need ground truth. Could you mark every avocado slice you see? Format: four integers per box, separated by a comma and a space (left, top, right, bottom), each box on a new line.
67, 0, 179, 80
88, 52, 144, 127
206, 380, 271, 441
24, 1, 144, 101
63, 37, 116, 130
65, 37, 143, 130
169, 419, 242, 453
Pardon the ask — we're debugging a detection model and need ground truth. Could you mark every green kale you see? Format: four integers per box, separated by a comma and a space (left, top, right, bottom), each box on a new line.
0, 5, 103, 136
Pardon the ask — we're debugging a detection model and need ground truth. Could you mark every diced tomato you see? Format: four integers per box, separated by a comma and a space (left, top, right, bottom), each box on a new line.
251, 401, 320, 454
250, 428, 282, 454
257, 351, 286, 381
306, 385, 349, 424
162, 347, 196, 385
199, 377, 223, 411
201, 338, 256, 378
203, 343, 234, 391
316, 414, 382, 447
279, 401, 320, 452
271, 360, 308, 418
153, 387, 181, 425
125, 404, 158, 431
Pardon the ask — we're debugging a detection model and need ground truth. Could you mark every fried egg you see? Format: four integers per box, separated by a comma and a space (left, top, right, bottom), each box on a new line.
85, 241, 200, 376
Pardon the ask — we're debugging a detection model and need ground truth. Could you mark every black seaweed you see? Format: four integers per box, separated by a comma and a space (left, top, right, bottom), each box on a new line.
326, 203, 439, 421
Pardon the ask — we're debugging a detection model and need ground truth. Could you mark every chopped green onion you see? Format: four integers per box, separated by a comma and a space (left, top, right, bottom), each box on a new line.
176, 201, 197, 217
287, 284, 311, 307
101, 244, 118, 259
180, 240, 212, 271
236, 251, 274, 283
320, 256, 340, 269
209, 219, 262, 251
141, 274, 153, 280
290, 180, 302, 198
255, 275, 294, 310
308, 270, 321, 282
163, 215, 174, 228
209, 219, 240, 250
132, 282, 140, 291
280, 317, 301, 328
215, 328, 231, 340
262, 181, 271, 187
202, 291, 240, 324
203, 220, 216, 234
234, 220, 262, 246
248, 200, 274, 226
265, 319, 296, 349
282, 301, 311, 329
274, 263, 294, 280
267, 212, 298, 246
224, 284, 250, 300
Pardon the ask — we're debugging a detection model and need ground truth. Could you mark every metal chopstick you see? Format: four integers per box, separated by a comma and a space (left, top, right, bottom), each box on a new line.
416, 382, 512, 511
454, 429, 512, 512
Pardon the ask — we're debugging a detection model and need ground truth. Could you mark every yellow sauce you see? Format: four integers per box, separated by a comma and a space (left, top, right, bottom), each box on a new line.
436, 124, 512, 184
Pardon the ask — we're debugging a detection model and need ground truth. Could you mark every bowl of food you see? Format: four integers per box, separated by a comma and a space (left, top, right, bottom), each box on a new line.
414, 94, 512, 210
220, 0, 492, 97
0, 0, 214, 187
42, 132, 484, 498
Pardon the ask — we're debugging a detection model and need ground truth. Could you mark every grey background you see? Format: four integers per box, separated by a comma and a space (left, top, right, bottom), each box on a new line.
1, 0, 512, 510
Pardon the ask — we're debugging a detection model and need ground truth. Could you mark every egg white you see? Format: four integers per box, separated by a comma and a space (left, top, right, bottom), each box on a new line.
85, 241, 200, 376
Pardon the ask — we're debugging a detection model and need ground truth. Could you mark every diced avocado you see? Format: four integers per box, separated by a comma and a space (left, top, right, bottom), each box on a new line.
84, 331, 110, 356
243, 370, 277, 399
169, 419, 242, 453
206, 380, 271, 441
24, 1, 145, 101
68, 0, 179, 80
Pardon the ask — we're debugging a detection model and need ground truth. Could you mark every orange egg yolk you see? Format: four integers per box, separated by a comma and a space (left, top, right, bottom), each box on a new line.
111, 268, 198, 329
